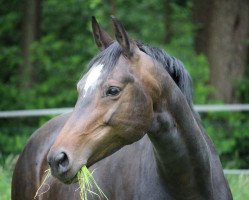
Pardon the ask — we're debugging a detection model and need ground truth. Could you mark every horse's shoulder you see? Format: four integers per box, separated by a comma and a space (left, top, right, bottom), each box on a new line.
12, 112, 71, 200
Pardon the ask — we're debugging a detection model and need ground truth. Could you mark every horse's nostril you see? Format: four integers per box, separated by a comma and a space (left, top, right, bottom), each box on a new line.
55, 152, 69, 168
48, 151, 70, 176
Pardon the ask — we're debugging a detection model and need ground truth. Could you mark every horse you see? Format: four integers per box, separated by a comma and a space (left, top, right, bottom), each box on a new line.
12, 16, 232, 200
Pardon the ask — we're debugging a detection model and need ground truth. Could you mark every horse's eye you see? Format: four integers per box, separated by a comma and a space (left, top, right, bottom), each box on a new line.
106, 86, 121, 97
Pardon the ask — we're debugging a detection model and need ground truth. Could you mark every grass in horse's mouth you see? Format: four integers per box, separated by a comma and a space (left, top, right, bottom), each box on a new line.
77, 166, 108, 200
34, 169, 51, 199
34, 166, 108, 200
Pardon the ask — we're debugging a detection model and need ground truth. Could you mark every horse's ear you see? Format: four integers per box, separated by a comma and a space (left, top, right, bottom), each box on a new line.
111, 16, 136, 59
92, 16, 113, 50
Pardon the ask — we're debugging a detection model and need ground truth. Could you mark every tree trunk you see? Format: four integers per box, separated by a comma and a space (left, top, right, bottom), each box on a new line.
163, 0, 173, 44
110, 0, 116, 16
192, 0, 213, 54
193, 0, 249, 103
20, 0, 41, 88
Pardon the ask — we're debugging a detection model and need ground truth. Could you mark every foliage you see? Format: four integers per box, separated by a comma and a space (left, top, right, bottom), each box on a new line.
235, 72, 249, 103
201, 112, 249, 168
0, 117, 52, 162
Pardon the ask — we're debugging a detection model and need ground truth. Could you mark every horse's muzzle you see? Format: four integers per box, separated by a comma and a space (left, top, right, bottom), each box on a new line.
47, 151, 71, 182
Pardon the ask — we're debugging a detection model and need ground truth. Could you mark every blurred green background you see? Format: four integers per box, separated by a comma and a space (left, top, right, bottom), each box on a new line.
0, 0, 249, 199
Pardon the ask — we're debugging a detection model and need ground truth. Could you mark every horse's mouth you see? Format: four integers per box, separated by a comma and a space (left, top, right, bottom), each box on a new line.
51, 168, 79, 185
62, 174, 78, 184
57, 136, 124, 185
60, 162, 92, 185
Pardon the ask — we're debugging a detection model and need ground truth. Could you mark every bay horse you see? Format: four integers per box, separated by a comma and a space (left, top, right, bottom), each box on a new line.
12, 17, 232, 200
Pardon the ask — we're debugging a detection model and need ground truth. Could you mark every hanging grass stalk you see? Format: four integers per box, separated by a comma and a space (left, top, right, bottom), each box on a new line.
77, 166, 108, 200
34, 169, 51, 199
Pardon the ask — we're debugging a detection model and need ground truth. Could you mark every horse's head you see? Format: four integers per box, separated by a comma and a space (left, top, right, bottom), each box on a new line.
47, 17, 164, 183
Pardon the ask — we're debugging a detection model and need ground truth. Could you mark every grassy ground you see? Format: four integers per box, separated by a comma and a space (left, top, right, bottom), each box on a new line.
226, 174, 249, 200
0, 158, 248, 200
0, 166, 11, 200
0, 156, 15, 200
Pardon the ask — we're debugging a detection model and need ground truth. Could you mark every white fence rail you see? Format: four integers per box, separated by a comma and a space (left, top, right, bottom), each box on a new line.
195, 104, 249, 112
224, 169, 249, 175
0, 104, 249, 118
0, 108, 73, 118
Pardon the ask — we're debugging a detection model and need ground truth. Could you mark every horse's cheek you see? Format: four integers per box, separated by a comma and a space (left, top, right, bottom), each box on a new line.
137, 94, 154, 127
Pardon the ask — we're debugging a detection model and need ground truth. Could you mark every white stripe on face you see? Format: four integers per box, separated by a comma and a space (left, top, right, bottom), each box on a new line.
77, 63, 104, 97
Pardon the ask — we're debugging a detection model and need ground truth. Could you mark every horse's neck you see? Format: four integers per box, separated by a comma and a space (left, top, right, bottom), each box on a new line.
147, 83, 217, 199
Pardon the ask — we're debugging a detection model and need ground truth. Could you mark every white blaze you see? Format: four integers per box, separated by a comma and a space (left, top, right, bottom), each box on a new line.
77, 63, 104, 97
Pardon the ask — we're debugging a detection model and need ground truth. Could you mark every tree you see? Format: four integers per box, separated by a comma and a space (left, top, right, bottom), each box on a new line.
163, 0, 173, 43
193, 0, 249, 103
20, 0, 41, 88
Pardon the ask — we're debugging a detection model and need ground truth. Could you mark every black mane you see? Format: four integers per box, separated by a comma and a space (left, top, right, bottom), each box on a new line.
137, 42, 193, 107
88, 41, 193, 107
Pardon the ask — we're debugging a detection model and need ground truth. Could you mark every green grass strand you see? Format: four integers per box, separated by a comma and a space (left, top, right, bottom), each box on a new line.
77, 166, 108, 200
